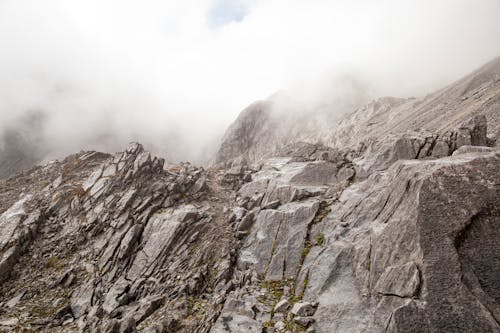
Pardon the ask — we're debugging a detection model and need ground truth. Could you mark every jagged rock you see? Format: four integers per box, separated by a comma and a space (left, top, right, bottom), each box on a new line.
104, 319, 120, 333
133, 296, 164, 324
452, 145, 495, 155
261, 199, 280, 210
236, 210, 256, 232
103, 278, 130, 314
274, 320, 286, 330
462, 115, 488, 146
374, 262, 420, 298
117, 224, 143, 259
239, 199, 319, 280
291, 301, 315, 317
0, 246, 20, 283
294, 316, 315, 327
273, 298, 290, 313
430, 140, 449, 158
1, 57, 500, 333
306, 150, 500, 332
5, 290, 25, 308
119, 317, 137, 333
71, 280, 95, 318
0, 318, 19, 327
192, 175, 208, 194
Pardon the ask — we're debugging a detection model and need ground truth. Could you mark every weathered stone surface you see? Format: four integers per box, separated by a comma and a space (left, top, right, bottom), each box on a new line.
71, 280, 95, 318
307, 150, 500, 333
291, 301, 315, 317
294, 316, 315, 327
374, 262, 420, 298
274, 298, 290, 313
289, 162, 338, 186
103, 278, 130, 314
452, 145, 495, 155
239, 200, 318, 280
1, 57, 500, 333
431, 140, 449, 158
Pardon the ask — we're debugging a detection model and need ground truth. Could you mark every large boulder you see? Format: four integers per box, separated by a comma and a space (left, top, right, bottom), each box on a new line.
303, 150, 500, 332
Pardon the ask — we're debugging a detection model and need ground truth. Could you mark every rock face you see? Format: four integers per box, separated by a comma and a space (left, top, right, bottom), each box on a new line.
216, 57, 500, 166
0, 57, 499, 333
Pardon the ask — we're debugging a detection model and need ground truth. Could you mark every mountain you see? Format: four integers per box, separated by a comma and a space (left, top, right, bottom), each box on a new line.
216, 56, 500, 164
0, 57, 499, 333
0, 111, 47, 179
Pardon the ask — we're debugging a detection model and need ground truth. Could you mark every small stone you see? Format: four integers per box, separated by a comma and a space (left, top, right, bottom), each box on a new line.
192, 176, 208, 194
0, 318, 19, 327
274, 320, 286, 330
119, 317, 137, 333
237, 211, 255, 232
274, 298, 290, 313
6, 290, 25, 308
62, 313, 74, 325
262, 200, 281, 210
63, 272, 76, 287
236, 231, 249, 239
273, 313, 285, 322
294, 316, 315, 327
291, 301, 315, 317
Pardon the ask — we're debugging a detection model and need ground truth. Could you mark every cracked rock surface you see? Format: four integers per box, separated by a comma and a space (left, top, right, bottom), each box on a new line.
1, 57, 500, 333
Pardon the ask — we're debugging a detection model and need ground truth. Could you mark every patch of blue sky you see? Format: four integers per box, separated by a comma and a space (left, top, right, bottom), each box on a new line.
207, 0, 250, 28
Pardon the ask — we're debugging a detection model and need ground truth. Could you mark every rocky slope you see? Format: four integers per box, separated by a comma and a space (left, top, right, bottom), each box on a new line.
0, 58, 499, 333
216, 56, 500, 164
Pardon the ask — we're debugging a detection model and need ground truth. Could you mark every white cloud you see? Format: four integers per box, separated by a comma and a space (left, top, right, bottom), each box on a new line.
0, 0, 499, 161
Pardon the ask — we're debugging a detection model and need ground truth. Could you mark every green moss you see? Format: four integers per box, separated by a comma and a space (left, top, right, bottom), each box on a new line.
301, 246, 310, 259
316, 233, 325, 246
45, 256, 65, 270
263, 320, 275, 328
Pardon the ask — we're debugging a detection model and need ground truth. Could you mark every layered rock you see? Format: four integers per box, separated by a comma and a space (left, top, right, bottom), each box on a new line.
1, 57, 500, 333
216, 57, 500, 166
0, 143, 238, 332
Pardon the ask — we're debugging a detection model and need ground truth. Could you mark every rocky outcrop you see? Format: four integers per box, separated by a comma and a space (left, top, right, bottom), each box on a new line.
216, 57, 500, 166
304, 150, 499, 332
1, 58, 500, 333
210, 134, 499, 333
0, 143, 239, 332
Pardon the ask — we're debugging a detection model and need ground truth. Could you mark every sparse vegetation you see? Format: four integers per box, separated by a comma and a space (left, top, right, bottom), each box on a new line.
45, 256, 65, 270
316, 232, 324, 246
72, 183, 85, 198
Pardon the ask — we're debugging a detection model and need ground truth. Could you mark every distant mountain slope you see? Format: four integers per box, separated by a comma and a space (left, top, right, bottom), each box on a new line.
0, 60, 499, 332
0, 111, 47, 179
216, 56, 500, 163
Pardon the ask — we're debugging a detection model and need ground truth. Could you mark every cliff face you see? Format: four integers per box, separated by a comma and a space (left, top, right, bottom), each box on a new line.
0, 58, 499, 333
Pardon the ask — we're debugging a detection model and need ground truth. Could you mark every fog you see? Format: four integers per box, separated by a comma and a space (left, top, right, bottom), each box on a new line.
1, 0, 500, 163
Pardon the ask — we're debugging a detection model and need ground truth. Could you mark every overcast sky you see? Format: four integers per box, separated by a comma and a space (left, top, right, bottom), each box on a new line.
1, 0, 500, 161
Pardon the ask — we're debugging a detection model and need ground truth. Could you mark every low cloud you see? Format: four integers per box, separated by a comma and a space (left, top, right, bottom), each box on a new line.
1, 0, 499, 163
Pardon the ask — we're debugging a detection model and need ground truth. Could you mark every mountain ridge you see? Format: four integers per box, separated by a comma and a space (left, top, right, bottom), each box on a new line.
0, 57, 499, 333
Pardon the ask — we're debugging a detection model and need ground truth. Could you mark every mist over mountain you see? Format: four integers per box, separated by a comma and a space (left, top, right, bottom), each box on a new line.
0, 2, 500, 333
1, 0, 500, 169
